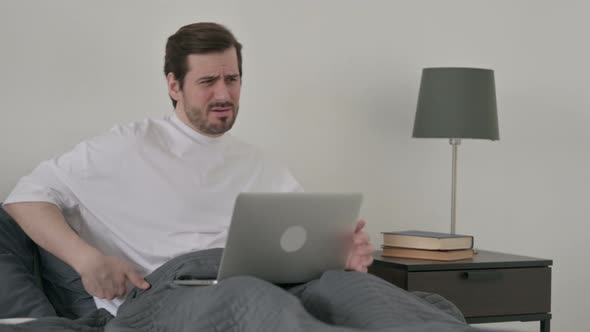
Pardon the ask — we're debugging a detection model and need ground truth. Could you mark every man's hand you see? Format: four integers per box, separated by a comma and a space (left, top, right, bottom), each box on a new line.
345, 220, 374, 272
77, 252, 150, 300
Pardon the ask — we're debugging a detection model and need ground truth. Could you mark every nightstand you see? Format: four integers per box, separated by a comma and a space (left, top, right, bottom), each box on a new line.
368, 250, 552, 332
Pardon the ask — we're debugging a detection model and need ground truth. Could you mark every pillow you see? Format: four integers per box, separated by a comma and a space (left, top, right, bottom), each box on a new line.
0, 206, 96, 318
0, 206, 56, 318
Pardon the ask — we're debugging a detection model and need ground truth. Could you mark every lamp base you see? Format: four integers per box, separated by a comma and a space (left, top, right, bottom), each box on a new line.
449, 138, 461, 235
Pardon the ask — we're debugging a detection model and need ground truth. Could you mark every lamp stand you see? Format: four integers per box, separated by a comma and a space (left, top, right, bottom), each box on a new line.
450, 138, 461, 235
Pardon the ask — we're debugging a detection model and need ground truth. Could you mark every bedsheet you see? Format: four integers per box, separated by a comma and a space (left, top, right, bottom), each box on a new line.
0, 249, 482, 332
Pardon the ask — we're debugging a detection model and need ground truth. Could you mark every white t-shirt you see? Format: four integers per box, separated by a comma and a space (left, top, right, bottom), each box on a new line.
4, 113, 302, 314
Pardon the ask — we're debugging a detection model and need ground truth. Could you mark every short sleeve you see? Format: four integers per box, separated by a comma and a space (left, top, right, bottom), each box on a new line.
3, 124, 134, 210
3, 145, 86, 210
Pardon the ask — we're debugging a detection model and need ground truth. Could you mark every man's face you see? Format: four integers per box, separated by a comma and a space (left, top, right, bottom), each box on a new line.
168, 48, 241, 137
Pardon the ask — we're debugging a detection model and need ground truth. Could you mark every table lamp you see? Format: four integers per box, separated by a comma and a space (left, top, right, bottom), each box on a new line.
412, 67, 499, 234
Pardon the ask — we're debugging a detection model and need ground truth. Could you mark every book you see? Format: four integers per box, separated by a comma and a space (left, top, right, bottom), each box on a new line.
381, 246, 475, 261
382, 230, 473, 250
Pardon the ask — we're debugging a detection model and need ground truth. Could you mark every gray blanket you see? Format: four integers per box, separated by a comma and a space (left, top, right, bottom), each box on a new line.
0, 249, 481, 331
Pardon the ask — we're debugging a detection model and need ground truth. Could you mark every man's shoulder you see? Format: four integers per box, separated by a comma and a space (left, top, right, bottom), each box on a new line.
88, 116, 171, 145
107, 116, 170, 138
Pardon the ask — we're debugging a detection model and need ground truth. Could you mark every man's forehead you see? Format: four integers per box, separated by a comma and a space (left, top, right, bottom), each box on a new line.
186, 50, 239, 76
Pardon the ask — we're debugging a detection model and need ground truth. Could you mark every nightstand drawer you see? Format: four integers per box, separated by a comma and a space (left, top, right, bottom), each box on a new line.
407, 267, 551, 317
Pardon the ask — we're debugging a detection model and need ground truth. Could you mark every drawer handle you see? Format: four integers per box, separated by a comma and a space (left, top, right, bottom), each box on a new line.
462, 271, 502, 281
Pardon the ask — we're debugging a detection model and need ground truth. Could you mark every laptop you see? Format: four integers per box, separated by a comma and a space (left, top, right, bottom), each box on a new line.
174, 192, 363, 285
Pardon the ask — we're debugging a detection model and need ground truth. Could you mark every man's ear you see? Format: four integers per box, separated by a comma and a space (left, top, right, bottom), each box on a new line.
166, 72, 181, 102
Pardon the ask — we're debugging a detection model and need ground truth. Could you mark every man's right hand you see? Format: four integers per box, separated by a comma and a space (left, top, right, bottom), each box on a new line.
77, 253, 150, 300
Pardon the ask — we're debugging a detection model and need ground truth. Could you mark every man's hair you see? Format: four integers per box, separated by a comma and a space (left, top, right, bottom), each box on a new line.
164, 22, 243, 108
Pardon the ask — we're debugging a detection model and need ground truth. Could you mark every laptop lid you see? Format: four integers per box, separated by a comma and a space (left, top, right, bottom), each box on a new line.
217, 192, 363, 284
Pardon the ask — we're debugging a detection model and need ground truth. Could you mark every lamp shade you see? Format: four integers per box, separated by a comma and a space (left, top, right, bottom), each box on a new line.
413, 67, 499, 140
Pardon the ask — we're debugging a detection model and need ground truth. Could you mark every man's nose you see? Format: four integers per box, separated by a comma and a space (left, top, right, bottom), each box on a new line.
213, 80, 230, 100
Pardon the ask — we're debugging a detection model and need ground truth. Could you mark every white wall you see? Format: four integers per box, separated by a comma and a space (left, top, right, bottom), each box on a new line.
1, 1, 588, 330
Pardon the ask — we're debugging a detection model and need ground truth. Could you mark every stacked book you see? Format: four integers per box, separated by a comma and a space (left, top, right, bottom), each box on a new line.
381, 230, 475, 261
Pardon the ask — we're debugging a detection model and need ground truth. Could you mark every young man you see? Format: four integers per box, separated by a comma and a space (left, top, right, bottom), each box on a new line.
2, 22, 372, 316
1, 23, 472, 331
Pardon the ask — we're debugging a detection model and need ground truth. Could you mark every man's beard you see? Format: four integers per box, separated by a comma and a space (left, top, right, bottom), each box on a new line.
184, 101, 238, 136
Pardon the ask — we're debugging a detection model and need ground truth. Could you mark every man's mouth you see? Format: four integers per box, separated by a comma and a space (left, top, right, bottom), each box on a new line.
209, 107, 233, 117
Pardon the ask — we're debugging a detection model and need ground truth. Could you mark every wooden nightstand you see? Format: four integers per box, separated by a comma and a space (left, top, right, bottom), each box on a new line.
369, 250, 552, 332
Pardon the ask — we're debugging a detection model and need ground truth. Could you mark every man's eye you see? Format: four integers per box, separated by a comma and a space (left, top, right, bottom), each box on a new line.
200, 80, 214, 86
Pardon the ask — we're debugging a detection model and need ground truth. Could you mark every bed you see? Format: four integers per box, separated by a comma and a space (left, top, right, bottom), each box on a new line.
0, 207, 491, 331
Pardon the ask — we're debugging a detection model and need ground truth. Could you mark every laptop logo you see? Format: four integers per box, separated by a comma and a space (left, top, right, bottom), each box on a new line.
280, 226, 307, 252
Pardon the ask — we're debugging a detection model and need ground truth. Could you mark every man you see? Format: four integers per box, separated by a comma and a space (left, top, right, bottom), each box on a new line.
3, 22, 372, 315
1, 23, 472, 331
